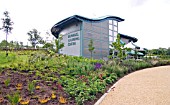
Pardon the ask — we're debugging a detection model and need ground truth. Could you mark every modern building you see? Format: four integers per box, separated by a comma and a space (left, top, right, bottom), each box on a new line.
51, 15, 138, 59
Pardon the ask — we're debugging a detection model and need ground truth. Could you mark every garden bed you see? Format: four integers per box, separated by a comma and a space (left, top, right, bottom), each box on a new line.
0, 51, 170, 105
0, 69, 74, 105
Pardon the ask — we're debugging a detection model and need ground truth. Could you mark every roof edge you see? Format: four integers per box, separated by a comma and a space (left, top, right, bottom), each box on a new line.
51, 15, 125, 38
119, 33, 138, 43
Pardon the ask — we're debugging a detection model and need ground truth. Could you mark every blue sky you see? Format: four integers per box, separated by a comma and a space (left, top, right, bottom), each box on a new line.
0, 0, 170, 49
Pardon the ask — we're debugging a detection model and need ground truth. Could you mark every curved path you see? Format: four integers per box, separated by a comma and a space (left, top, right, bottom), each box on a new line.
99, 66, 170, 105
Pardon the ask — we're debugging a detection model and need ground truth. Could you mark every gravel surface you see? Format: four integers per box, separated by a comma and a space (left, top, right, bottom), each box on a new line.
99, 66, 170, 105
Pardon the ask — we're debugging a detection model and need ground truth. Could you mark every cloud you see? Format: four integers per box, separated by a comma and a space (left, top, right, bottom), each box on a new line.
130, 0, 148, 7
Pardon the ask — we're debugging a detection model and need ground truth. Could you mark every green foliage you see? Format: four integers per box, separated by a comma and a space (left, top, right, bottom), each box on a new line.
27, 29, 45, 48
148, 47, 170, 59
0, 50, 169, 105
122, 60, 152, 71
4, 78, 11, 87
28, 81, 35, 94
88, 39, 95, 58
0, 11, 14, 56
0, 11, 14, 34
43, 42, 54, 50
111, 34, 131, 63
0, 40, 24, 49
7, 92, 20, 105
55, 34, 64, 53
0, 51, 16, 65
0, 40, 8, 49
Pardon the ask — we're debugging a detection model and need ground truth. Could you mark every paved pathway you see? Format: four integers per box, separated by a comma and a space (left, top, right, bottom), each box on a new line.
99, 66, 170, 105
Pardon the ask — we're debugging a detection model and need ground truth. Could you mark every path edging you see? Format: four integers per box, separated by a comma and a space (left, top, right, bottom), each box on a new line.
94, 65, 170, 105
94, 81, 119, 105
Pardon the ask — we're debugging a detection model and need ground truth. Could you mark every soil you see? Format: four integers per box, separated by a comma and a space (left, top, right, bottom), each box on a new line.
0, 69, 76, 105
0, 69, 118, 105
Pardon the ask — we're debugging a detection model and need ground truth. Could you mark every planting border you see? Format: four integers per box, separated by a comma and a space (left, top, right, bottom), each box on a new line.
94, 65, 170, 105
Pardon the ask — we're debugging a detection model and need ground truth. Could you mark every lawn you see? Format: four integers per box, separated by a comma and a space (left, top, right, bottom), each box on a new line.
0, 50, 170, 105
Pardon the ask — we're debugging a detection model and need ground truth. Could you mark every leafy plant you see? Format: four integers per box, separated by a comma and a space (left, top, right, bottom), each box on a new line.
7, 92, 20, 105
111, 34, 131, 64
88, 39, 95, 58
59, 96, 67, 104
38, 97, 50, 104
16, 83, 23, 90
4, 78, 10, 87
19, 99, 30, 105
0, 96, 4, 103
94, 63, 102, 70
28, 81, 35, 94
55, 34, 64, 53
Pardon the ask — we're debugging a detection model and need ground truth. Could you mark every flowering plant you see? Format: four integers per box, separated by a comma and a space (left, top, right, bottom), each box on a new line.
59, 96, 66, 104
94, 63, 102, 70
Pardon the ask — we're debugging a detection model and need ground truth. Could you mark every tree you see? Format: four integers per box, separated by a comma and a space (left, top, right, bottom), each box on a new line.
43, 43, 54, 50
0, 11, 14, 56
27, 29, 44, 49
19, 42, 23, 48
88, 39, 95, 58
14, 41, 19, 49
167, 47, 170, 55
55, 35, 64, 53
42, 30, 55, 50
111, 34, 131, 63
9, 41, 14, 49
0, 40, 9, 49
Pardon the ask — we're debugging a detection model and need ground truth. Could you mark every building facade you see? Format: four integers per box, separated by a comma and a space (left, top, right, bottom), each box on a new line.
51, 15, 137, 59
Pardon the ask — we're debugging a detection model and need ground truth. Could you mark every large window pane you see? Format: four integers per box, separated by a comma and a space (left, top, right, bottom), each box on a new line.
109, 36, 113, 42
114, 31, 118, 36
113, 20, 117, 26
109, 30, 113, 36
114, 26, 118, 31
109, 25, 113, 30
109, 20, 112, 24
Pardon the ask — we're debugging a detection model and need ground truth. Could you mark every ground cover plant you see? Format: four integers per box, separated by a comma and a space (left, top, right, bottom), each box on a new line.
0, 50, 170, 105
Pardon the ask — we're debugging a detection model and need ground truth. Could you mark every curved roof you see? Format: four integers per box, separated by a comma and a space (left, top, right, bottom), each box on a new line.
51, 15, 124, 38
119, 33, 138, 43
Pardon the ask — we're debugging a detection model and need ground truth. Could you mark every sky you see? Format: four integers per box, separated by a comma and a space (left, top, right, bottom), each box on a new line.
0, 0, 170, 49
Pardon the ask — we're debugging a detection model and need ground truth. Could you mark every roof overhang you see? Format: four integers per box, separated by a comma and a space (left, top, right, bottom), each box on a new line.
51, 15, 125, 38
119, 33, 138, 43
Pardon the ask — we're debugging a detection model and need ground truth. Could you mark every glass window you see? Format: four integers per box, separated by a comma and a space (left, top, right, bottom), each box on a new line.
109, 30, 113, 36
109, 45, 113, 48
114, 26, 118, 31
109, 25, 113, 30
113, 20, 117, 26
109, 41, 113, 45
109, 36, 113, 42
113, 36, 117, 42
109, 20, 112, 24
114, 31, 118, 36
